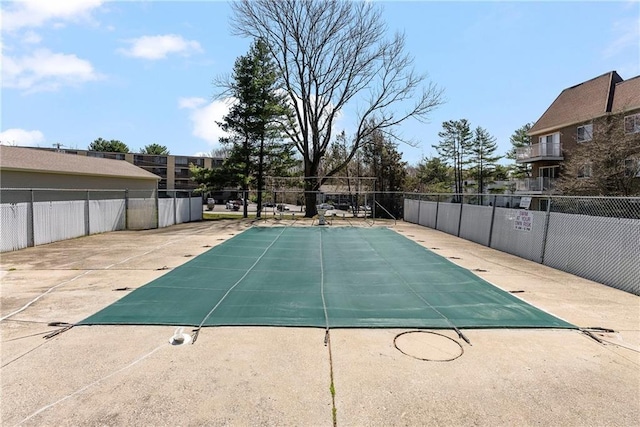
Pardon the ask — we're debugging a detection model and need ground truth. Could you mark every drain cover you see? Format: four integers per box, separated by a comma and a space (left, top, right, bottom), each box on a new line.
169, 328, 192, 346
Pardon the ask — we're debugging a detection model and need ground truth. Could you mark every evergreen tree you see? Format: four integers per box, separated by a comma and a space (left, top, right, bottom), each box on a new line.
432, 119, 473, 198
88, 138, 129, 153
139, 143, 170, 155
468, 126, 502, 197
506, 123, 533, 178
410, 157, 453, 193
197, 39, 294, 217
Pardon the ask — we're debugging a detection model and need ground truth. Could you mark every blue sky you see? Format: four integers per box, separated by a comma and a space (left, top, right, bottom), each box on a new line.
2, 0, 639, 166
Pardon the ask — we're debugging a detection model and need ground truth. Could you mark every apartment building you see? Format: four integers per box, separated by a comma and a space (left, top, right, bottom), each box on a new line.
31, 148, 224, 191
516, 71, 640, 194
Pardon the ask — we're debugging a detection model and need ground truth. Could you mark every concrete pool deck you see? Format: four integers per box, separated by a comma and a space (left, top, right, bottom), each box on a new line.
1, 219, 638, 426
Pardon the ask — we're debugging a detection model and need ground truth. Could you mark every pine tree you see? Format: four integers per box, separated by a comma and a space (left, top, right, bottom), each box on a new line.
468, 126, 502, 199
432, 119, 473, 198
411, 157, 453, 193
215, 39, 295, 218
139, 144, 169, 155
506, 123, 533, 178
88, 138, 129, 153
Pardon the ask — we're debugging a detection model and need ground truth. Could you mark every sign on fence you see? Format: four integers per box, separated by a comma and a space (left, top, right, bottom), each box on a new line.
514, 210, 533, 232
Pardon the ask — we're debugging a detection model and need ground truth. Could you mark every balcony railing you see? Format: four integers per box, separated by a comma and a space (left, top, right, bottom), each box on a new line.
516, 143, 563, 162
514, 177, 556, 192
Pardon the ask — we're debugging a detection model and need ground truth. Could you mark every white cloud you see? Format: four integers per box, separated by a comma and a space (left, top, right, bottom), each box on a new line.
22, 31, 42, 44
178, 97, 207, 109
2, 48, 101, 93
1, 0, 105, 32
118, 34, 203, 60
179, 97, 232, 145
0, 128, 45, 146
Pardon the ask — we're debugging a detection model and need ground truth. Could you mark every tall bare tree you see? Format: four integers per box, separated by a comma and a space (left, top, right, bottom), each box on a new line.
556, 112, 640, 196
230, 0, 442, 216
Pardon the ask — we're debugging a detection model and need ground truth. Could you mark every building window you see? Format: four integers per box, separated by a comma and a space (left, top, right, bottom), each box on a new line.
537, 133, 561, 156
539, 133, 560, 145
577, 163, 592, 178
188, 157, 204, 167
625, 113, 640, 134
175, 168, 191, 178
577, 124, 593, 143
134, 154, 166, 166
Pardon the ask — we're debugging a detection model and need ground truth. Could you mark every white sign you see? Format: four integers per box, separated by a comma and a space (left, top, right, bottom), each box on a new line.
519, 196, 532, 209
514, 210, 533, 232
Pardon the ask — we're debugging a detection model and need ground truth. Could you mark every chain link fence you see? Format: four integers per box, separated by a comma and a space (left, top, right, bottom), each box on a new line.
1, 188, 202, 252
404, 193, 640, 295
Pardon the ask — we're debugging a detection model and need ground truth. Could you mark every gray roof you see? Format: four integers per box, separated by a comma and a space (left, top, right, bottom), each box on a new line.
0, 146, 160, 181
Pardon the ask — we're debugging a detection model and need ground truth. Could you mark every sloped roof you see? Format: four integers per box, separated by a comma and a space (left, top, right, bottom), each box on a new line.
611, 75, 640, 112
529, 71, 623, 135
0, 146, 160, 180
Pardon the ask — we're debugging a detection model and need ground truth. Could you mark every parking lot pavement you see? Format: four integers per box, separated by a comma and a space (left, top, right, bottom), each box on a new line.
203, 203, 305, 214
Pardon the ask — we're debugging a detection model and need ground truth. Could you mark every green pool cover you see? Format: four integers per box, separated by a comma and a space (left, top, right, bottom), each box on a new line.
79, 227, 575, 329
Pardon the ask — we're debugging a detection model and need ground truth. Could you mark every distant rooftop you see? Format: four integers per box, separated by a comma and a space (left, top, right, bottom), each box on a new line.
0, 145, 160, 181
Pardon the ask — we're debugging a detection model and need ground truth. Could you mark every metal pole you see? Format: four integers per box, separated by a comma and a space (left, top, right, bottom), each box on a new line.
173, 191, 177, 226
155, 189, 159, 228
434, 194, 440, 230
28, 189, 35, 247
457, 194, 464, 237
86, 190, 90, 236
125, 189, 129, 230
488, 194, 497, 247
540, 196, 553, 264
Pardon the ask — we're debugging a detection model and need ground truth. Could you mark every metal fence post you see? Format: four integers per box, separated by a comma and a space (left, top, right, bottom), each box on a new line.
125, 189, 129, 230
28, 189, 35, 247
85, 190, 90, 236
540, 196, 553, 264
434, 194, 440, 230
173, 191, 177, 226
155, 189, 159, 228
488, 194, 497, 247
188, 191, 192, 222
417, 193, 422, 225
457, 194, 464, 237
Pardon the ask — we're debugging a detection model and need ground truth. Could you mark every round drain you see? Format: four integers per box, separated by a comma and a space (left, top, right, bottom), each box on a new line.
169, 328, 192, 346
394, 331, 463, 362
